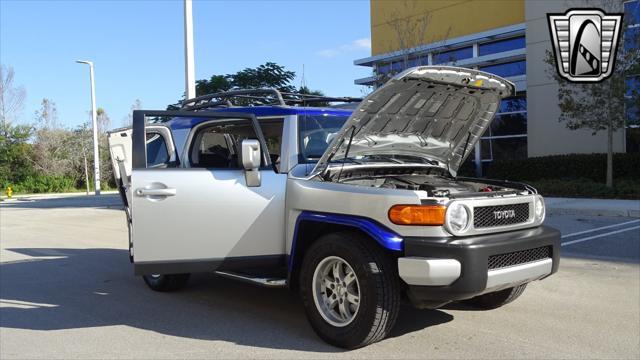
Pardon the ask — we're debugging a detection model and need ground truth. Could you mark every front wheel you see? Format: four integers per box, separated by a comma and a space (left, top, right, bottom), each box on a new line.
142, 273, 190, 292
300, 232, 400, 349
464, 284, 527, 309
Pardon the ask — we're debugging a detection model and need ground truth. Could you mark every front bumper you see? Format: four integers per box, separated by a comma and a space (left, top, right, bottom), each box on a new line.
398, 226, 560, 307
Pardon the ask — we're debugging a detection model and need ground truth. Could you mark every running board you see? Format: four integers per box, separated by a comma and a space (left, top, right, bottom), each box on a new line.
214, 270, 287, 288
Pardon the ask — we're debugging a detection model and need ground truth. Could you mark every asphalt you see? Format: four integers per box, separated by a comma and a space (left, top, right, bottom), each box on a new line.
0, 194, 639, 359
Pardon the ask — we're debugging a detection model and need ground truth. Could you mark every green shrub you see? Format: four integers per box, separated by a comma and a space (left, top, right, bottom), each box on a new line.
529, 178, 640, 199
3, 175, 76, 194
481, 153, 640, 182
457, 153, 640, 199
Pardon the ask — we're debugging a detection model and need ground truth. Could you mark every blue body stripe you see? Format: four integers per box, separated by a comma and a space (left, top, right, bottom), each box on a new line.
168, 106, 353, 130
288, 211, 404, 271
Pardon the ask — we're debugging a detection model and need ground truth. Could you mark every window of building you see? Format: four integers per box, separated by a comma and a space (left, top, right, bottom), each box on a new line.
480, 60, 526, 78
390, 61, 402, 72
432, 46, 473, 64
478, 36, 526, 56
376, 63, 391, 75
625, 26, 639, 51
479, 94, 527, 162
406, 58, 419, 68
625, 1, 640, 152
625, 0, 639, 26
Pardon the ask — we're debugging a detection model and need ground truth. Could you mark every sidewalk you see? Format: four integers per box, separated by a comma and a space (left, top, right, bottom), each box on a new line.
1, 191, 118, 201
546, 197, 640, 218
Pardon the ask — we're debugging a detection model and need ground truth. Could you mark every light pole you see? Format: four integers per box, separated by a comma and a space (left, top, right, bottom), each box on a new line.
76, 60, 101, 195
184, 0, 196, 99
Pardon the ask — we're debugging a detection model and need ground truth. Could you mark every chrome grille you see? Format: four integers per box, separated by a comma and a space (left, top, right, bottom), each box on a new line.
488, 246, 552, 270
473, 203, 530, 228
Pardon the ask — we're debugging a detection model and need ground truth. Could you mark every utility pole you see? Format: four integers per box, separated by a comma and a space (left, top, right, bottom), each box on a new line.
76, 60, 101, 195
184, 0, 196, 99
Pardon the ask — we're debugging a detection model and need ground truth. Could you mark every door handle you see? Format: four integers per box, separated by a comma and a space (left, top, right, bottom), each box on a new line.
135, 188, 176, 197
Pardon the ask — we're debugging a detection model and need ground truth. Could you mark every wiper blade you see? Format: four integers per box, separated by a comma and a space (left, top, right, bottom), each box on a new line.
328, 157, 362, 164
361, 155, 404, 164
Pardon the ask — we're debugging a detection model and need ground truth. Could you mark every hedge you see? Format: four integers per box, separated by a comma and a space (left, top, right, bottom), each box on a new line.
2, 175, 77, 194
457, 153, 640, 199
529, 178, 640, 199
460, 153, 640, 182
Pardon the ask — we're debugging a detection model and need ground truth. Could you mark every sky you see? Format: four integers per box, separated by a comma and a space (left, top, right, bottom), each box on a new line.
0, 0, 373, 129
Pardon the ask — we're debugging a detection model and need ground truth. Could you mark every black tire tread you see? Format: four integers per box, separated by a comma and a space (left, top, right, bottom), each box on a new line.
466, 284, 527, 309
143, 273, 190, 292
300, 231, 400, 349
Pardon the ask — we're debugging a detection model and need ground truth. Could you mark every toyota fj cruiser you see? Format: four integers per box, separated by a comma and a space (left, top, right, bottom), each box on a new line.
108, 66, 560, 349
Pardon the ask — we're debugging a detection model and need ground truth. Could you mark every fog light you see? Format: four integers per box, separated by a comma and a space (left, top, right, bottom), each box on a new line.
446, 203, 470, 233
535, 195, 545, 221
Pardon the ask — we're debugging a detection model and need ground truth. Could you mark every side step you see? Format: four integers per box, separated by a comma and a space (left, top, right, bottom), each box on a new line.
214, 270, 287, 288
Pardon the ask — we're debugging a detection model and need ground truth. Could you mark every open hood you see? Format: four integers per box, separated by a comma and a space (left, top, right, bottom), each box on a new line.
313, 66, 515, 177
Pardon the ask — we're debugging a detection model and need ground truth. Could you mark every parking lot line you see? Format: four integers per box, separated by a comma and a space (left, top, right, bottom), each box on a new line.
561, 219, 640, 239
561, 226, 640, 247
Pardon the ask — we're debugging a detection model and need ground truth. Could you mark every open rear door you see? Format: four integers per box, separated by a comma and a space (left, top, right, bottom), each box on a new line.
108, 128, 133, 209
108, 123, 177, 262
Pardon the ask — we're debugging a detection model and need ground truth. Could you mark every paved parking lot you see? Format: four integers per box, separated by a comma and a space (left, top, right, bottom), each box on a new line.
1, 195, 639, 359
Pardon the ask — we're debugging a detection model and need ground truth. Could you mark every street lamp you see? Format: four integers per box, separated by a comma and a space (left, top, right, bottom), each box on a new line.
184, 0, 196, 99
76, 60, 101, 195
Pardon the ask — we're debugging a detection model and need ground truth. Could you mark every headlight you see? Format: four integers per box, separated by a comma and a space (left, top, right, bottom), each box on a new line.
446, 203, 470, 233
534, 195, 545, 222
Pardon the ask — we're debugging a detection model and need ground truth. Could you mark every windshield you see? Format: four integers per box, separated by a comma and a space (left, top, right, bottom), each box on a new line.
298, 114, 349, 163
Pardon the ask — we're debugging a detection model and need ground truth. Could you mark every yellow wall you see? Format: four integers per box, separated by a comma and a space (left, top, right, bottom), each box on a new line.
371, 0, 525, 55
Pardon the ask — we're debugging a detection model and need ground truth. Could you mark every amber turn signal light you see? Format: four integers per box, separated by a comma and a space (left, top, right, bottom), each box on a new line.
388, 204, 447, 225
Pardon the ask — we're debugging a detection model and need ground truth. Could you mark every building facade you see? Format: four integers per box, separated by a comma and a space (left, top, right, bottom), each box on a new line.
354, 0, 639, 172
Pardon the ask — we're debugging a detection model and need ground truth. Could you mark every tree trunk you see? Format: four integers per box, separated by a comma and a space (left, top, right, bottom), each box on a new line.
83, 152, 90, 195
606, 119, 613, 188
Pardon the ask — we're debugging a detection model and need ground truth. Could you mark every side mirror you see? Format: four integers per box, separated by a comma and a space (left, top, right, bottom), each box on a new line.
241, 139, 261, 187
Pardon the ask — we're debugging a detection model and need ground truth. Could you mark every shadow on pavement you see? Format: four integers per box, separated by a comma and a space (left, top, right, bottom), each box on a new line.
0, 248, 452, 351
0, 194, 122, 209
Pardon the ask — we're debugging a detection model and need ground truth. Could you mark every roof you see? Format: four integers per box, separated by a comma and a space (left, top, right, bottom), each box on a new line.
166, 106, 353, 130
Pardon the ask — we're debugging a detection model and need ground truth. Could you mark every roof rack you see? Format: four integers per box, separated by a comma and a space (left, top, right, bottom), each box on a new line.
180, 88, 361, 111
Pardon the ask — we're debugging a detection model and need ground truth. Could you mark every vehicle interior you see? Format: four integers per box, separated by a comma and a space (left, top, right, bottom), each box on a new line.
187, 118, 284, 171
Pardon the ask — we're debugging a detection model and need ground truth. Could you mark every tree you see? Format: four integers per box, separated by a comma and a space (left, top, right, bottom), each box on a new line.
96, 107, 110, 134
196, 75, 232, 95
544, 3, 639, 187
123, 99, 142, 127
230, 62, 296, 93
0, 65, 26, 136
170, 62, 300, 108
31, 98, 71, 176
0, 123, 34, 187
34, 98, 58, 129
382, 2, 451, 86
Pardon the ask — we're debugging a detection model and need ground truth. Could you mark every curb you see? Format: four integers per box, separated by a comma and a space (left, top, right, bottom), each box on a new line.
547, 208, 640, 218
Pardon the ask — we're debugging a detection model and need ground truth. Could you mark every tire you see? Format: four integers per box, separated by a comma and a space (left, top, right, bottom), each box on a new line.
465, 284, 527, 309
142, 273, 190, 292
299, 231, 400, 349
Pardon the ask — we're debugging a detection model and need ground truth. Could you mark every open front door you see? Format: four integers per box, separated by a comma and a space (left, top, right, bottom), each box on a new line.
130, 110, 287, 275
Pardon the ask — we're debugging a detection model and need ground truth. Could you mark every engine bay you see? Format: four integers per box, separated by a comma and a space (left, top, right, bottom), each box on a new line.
325, 166, 531, 198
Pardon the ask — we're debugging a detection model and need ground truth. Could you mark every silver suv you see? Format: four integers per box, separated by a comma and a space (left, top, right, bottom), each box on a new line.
108, 66, 560, 349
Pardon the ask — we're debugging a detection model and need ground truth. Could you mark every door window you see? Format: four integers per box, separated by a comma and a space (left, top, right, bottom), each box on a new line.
146, 132, 170, 167
189, 120, 261, 169
259, 118, 284, 171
